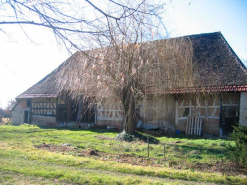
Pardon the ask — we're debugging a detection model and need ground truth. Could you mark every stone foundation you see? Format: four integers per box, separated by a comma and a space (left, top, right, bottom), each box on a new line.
97, 120, 123, 131
31, 115, 56, 126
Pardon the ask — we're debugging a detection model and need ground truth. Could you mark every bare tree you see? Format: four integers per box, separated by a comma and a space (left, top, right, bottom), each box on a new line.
1, 0, 194, 134
0, 0, 167, 51
55, 2, 194, 134
5, 99, 16, 110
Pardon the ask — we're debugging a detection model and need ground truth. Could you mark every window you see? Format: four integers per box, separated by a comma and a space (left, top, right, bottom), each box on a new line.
182, 108, 190, 117
27, 99, 31, 107
31, 98, 56, 116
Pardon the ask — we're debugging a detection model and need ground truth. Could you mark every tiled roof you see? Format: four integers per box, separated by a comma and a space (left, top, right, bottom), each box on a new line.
145, 85, 247, 94
16, 32, 247, 99
187, 32, 247, 87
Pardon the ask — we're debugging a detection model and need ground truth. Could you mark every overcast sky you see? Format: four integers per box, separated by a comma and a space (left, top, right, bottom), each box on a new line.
0, 0, 247, 108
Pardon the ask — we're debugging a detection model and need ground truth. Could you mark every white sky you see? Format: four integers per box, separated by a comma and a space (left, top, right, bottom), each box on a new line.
0, 0, 247, 108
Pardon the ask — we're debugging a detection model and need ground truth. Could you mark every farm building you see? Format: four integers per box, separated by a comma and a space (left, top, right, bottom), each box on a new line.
12, 32, 247, 136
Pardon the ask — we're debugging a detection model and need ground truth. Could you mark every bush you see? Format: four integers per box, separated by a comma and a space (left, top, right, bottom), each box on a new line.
116, 130, 159, 144
227, 124, 247, 166
116, 131, 135, 141
0, 122, 12, 126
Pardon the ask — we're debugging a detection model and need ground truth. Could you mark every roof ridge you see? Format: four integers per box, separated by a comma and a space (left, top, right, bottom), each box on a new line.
168, 31, 222, 40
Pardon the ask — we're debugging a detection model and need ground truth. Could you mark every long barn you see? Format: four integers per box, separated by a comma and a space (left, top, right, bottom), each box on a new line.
12, 32, 247, 136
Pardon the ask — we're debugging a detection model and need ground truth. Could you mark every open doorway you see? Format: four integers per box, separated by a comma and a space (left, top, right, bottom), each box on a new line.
56, 97, 95, 124
221, 106, 239, 136
78, 100, 95, 123
221, 93, 240, 136
24, 110, 29, 123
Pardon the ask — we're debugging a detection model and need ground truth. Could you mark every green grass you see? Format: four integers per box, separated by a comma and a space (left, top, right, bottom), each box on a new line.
0, 125, 246, 185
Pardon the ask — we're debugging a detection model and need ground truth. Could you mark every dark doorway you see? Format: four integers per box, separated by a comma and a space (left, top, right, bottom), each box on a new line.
56, 97, 95, 124
57, 105, 67, 122
78, 100, 95, 123
70, 100, 79, 121
57, 99, 79, 122
24, 110, 29, 123
221, 106, 239, 136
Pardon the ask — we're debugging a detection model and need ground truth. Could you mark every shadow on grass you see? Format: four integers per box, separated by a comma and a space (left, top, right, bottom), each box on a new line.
31, 125, 160, 143
115, 131, 160, 144
8, 124, 227, 145
164, 133, 229, 141
17, 124, 110, 133
170, 144, 228, 156
6, 124, 113, 135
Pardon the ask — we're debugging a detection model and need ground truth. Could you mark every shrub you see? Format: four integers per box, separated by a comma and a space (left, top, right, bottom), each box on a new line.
0, 121, 12, 126
116, 130, 159, 143
227, 124, 247, 166
116, 130, 137, 142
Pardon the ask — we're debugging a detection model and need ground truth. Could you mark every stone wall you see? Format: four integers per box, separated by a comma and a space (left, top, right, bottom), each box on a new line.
97, 120, 123, 130
203, 118, 220, 135
239, 92, 247, 126
12, 99, 29, 125
137, 95, 175, 129
95, 95, 176, 131
30, 115, 56, 126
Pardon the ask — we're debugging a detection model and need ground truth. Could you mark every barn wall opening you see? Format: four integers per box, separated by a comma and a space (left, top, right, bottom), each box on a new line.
220, 93, 240, 136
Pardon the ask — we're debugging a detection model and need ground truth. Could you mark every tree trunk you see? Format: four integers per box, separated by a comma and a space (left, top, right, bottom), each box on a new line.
122, 84, 136, 134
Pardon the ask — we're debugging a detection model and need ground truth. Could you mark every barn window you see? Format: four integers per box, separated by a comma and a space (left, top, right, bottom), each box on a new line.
27, 99, 31, 107
183, 108, 190, 117
31, 98, 56, 116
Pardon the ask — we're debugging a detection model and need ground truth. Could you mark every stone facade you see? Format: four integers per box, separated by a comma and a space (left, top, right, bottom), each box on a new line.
97, 120, 123, 130
30, 115, 56, 126
95, 95, 176, 131
239, 92, 247, 126
12, 99, 29, 125
11, 91, 245, 136
137, 95, 176, 129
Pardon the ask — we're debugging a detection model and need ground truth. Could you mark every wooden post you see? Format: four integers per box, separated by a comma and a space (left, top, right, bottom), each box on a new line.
147, 136, 149, 158
187, 117, 191, 135
175, 99, 178, 125
164, 143, 166, 161
185, 117, 189, 135
199, 117, 202, 136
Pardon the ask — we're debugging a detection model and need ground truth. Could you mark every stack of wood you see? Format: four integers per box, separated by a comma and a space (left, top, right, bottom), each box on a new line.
186, 117, 202, 135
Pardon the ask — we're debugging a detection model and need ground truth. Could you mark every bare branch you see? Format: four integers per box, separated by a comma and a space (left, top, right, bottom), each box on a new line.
85, 0, 120, 20
0, 21, 100, 34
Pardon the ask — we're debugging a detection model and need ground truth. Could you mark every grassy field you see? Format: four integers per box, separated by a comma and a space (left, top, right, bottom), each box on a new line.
0, 125, 246, 185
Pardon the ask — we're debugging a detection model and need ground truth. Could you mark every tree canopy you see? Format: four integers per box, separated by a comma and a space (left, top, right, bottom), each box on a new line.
1, 0, 194, 134
1, 0, 167, 51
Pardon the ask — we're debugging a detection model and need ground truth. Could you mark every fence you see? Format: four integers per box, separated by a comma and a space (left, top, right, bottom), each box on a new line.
146, 138, 223, 158
29, 130, 241, 175
142, 136, 235, 173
